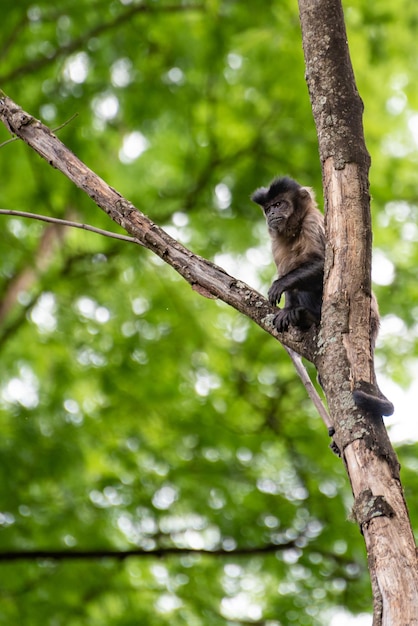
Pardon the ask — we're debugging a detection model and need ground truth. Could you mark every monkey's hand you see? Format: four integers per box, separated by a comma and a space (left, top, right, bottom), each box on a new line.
268, 279, 284, 306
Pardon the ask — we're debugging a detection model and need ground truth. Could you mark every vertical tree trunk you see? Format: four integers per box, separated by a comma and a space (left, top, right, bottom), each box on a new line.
297, 0, 418, 622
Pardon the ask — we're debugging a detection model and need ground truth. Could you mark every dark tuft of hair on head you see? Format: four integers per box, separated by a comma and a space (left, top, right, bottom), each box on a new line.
251, 176, 301, 206
251, 187, 268, 206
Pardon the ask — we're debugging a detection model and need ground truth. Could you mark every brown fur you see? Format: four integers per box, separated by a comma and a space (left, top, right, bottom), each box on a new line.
270, 187, 325, 276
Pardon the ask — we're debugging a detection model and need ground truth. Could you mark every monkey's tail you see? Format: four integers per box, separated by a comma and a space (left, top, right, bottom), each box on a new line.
353, 385, 394, 417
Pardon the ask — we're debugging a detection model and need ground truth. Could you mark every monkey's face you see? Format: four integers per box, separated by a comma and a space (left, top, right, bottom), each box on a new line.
263, 196, 294, 233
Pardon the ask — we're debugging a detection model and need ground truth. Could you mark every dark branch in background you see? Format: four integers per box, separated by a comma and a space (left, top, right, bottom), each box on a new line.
0, 13, 28, 63
0, 4, 205, 84
0, 541, 296, 562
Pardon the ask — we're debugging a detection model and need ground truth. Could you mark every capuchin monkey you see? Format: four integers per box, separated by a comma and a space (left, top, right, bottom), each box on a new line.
252, 176, 394, 419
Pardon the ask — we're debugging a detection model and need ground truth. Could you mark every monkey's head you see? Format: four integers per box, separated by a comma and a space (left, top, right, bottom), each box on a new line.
252, 176, 313, 235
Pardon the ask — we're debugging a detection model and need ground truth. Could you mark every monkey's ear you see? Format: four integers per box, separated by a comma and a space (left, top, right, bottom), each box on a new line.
251, 187, 268, 207
300, 186, 316, 202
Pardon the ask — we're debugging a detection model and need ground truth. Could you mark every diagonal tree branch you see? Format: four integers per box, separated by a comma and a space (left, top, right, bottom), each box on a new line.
0, 93, 332, 432
0, 94, 333, 434
0, 92, 317, 368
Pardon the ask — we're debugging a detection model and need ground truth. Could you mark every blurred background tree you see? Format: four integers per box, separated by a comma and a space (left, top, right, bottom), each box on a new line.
0, 1, 417, 624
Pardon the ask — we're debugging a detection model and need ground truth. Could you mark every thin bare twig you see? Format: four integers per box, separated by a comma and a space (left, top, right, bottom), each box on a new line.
0, 112, 79, 149
0, 135, 18, 149
284, 346, 333, 432
0, 4, 204, 84
51, 112, 79, 133
0, 209, 143, 246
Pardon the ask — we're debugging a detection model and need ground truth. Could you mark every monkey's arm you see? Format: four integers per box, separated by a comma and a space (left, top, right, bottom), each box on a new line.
268, 257, 324, 306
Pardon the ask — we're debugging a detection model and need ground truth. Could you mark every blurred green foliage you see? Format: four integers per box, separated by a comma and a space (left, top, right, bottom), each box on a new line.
0, 0, 417, 624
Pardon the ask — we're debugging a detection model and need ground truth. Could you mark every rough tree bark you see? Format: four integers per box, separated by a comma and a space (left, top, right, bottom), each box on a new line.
298, 0, 418, 623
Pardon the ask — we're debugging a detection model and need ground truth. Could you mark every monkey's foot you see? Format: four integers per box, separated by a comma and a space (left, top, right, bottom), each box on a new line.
273, 307, 317, 333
